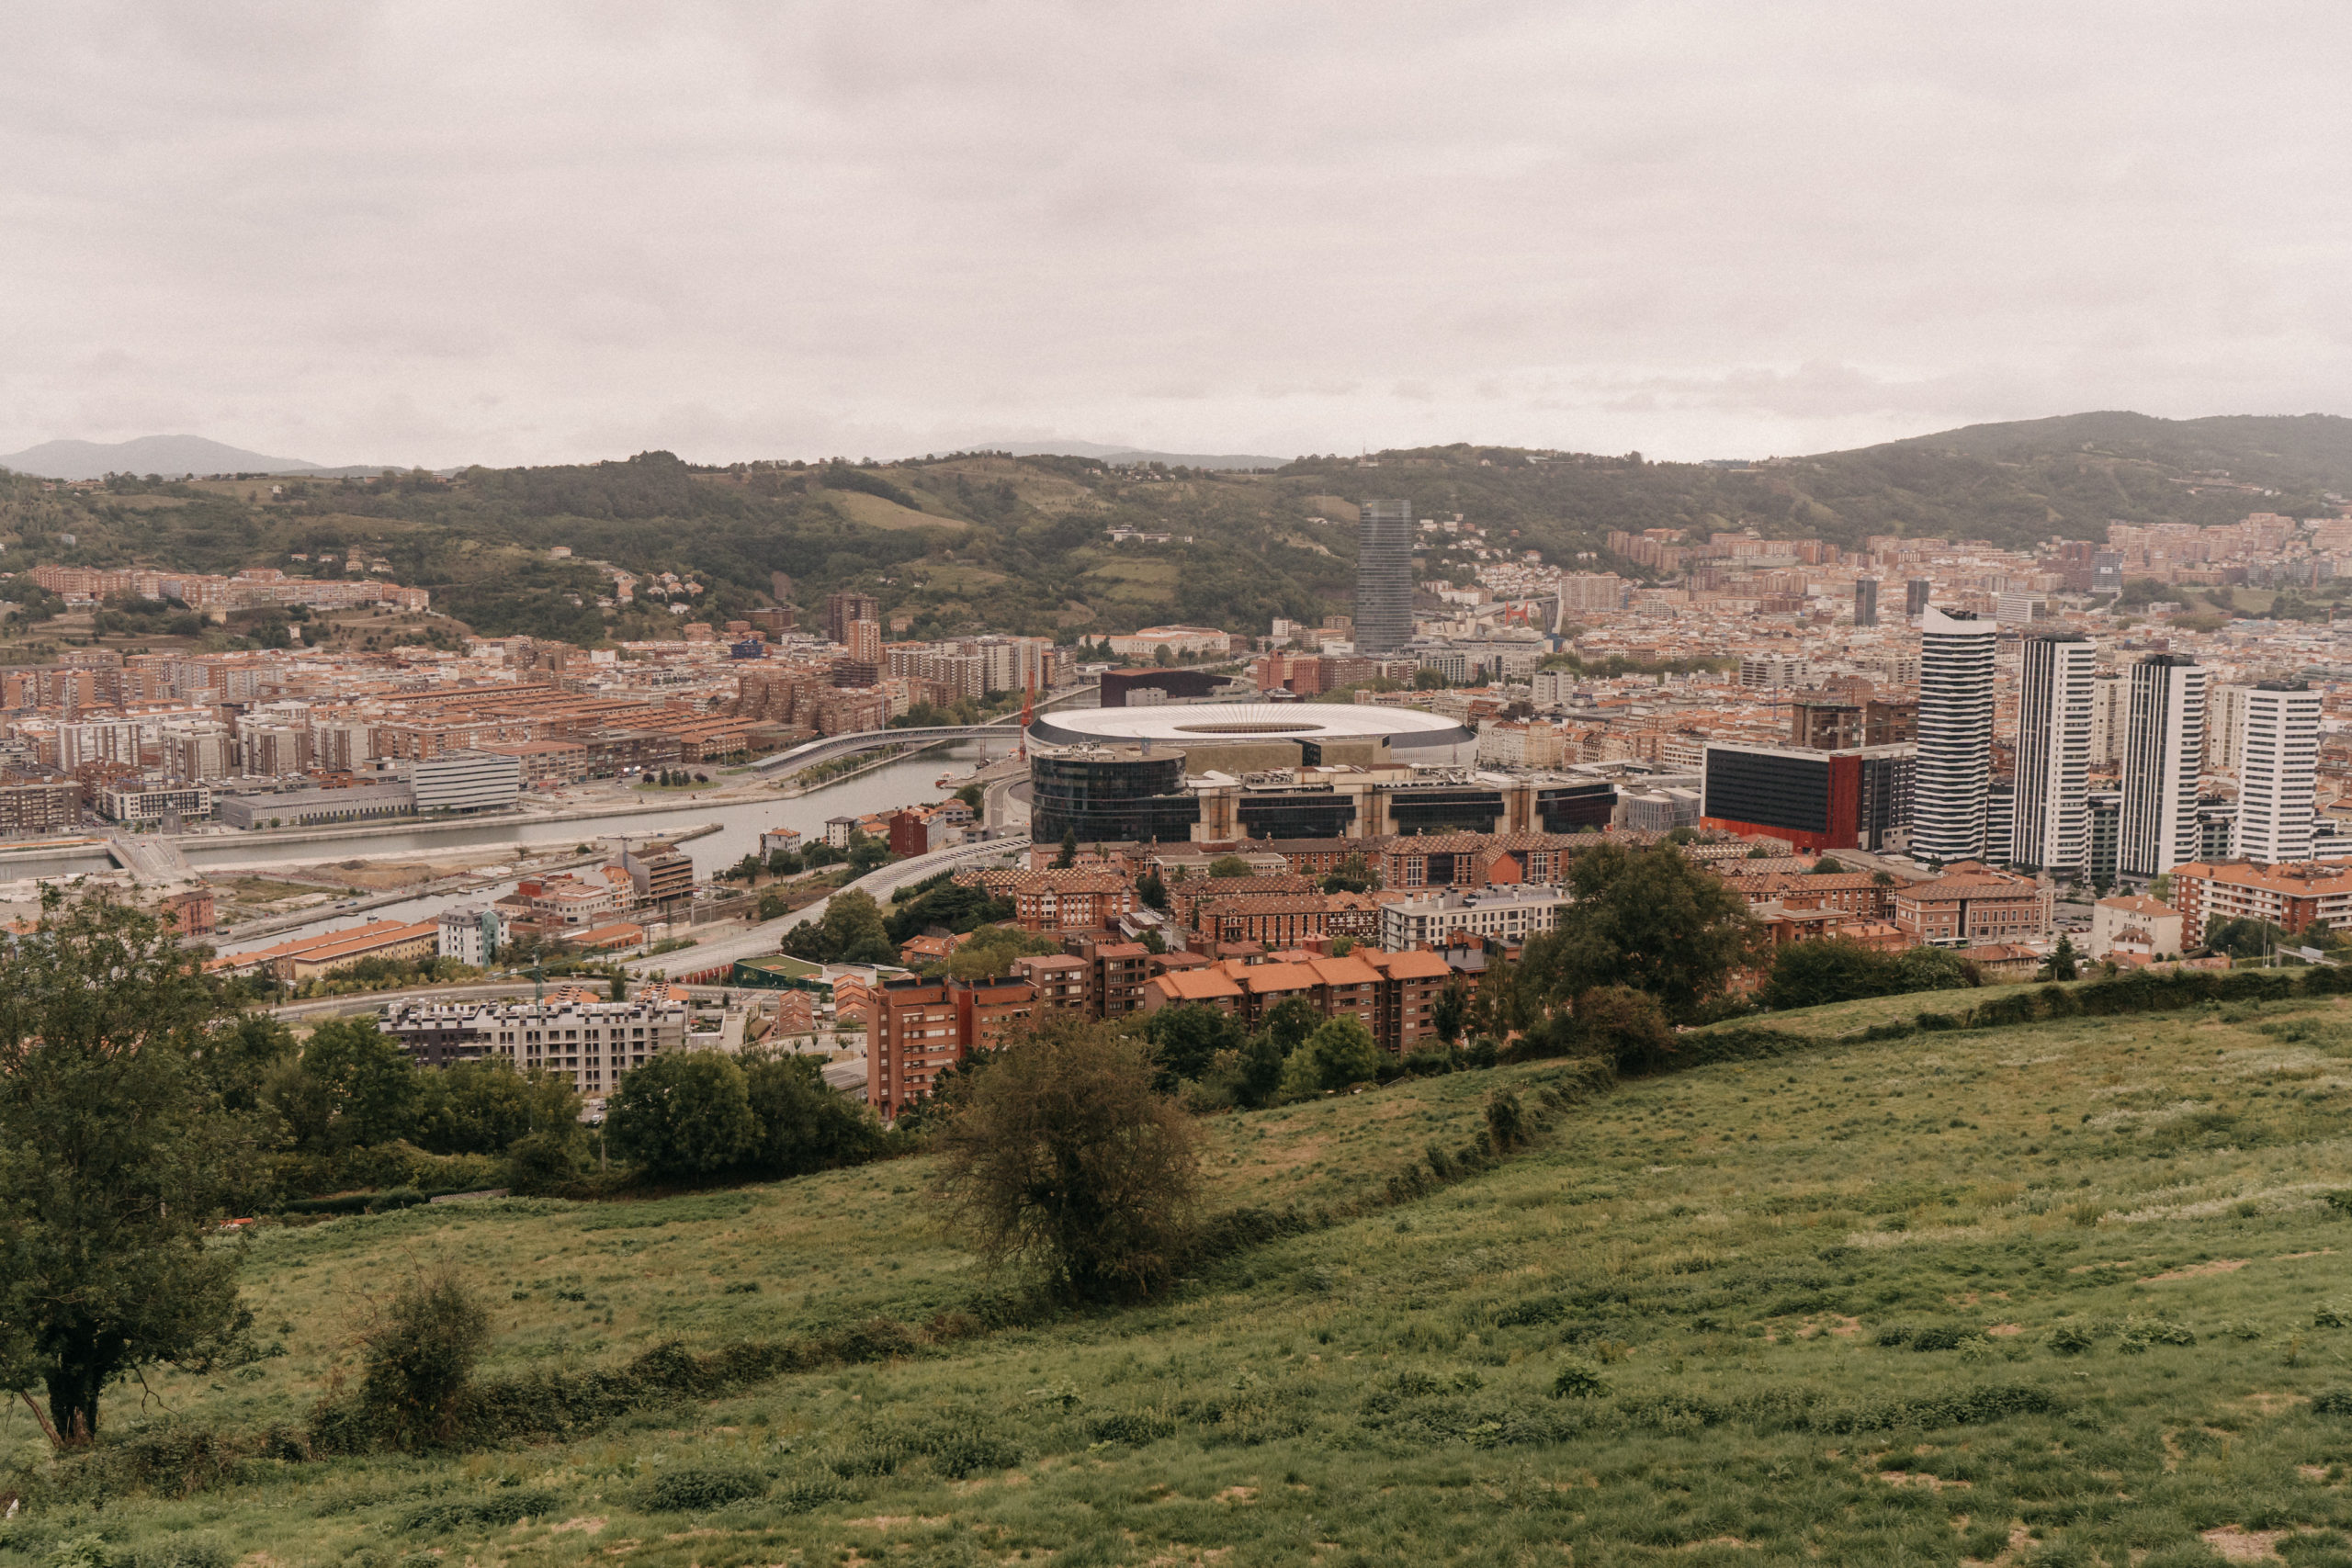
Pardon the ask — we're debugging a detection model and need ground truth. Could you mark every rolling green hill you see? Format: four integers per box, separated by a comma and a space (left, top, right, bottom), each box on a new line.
11, 986, 2352, 1566
4, 412, 2351, 645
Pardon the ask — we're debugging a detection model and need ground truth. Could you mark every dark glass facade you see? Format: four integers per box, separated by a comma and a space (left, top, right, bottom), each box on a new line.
1702, 749, 1830, 835
1535, 782, 1617, 832
1238, 792, 1359, 840
1388, 787, 1506, 835
1030, 752, 1200, 844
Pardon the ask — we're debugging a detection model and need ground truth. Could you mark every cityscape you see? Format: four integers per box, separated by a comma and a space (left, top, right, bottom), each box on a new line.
6, 6, 2352, 1564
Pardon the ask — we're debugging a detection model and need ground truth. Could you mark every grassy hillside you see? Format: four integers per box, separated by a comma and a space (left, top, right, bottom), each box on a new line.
7, 412, 2352, 646
13, 987, 2352, 1566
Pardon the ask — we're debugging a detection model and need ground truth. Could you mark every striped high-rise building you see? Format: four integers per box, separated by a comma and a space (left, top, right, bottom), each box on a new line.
1355, 501, 1415, 654
1911, 606, 1999, 863
2234, 680, 2320, 866
2120, 654, 2208, 878
2010, 630, 2097, 874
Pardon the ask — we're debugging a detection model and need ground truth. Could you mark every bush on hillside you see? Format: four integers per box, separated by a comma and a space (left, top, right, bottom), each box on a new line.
933, 1018, 1201, 1303
353, 1271, 491, 1450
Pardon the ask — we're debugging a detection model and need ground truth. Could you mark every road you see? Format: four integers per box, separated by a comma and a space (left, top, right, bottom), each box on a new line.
620, 833, 1032, 976
748, 682, 1099, 779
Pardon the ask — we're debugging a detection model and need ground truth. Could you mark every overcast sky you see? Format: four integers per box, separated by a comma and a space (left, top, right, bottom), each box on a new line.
4, 2, 2348, 468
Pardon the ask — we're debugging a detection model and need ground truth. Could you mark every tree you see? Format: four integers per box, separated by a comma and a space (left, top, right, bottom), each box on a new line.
845, 829, 890, 874
741, 1051, 883, 1176
1329, 934, 1354, 956
1143, 1002, 1246, 1089
944, 923, 1061, 979
277, 1018, 418, 1150
933, 1019, 1200, 1303
1432, 975, 1469, 1044
1136, 871, 1170, 912
1280, 1015, 1382, 1097
2204, 918, 2287, 961
1746, 844, 1775, 860
605, 1051, 759, 1179
1138, 927, 1166, 955
1812, 855, 1847, 874
1233, 1031, 1289, 1108
411, 1060, 581, 1156
779, 887, 896, 965
1055, 829, 1079, 869
1519, 842, 1761, 1021
356, 1270, 491, 1450
1262, 995, 1324, 1053
1321, 852, 1377, 894
1761, 939, 1902, 1011
2036, 934, 2083, 981
1564, 986, 1678, 1074
0, 897, 260, 1444
1206, 854, 1253, 879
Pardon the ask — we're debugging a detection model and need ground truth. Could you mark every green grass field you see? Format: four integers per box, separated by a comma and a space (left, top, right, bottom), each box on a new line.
11, 990, 2352, 1566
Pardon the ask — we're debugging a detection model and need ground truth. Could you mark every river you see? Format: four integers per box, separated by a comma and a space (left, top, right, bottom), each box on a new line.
208, 739, 1012, 957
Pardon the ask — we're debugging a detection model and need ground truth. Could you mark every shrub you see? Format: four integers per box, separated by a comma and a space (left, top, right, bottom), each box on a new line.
130, 1537, 233, 1568
353, 1271, 492, 1450
2317, 1301, 2352, 1328
932, 1017, 1200, 1303
2115, 1316, 2195, 1353
1551, 1360, 1609, 1398
639, 1465, 768, 1512
505, 1129, 586, 1194
2312, 1388, 2352, 1416
401, 1489, 564, 1531
1484, 1089, 1527, 1152
2047, 1323, 2096, 1355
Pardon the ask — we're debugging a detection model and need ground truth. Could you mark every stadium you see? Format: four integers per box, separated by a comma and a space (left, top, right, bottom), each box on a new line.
1024, 701, 1479, 767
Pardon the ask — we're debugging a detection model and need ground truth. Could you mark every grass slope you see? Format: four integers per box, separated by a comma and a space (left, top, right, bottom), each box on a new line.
11, 993, 2352, 1566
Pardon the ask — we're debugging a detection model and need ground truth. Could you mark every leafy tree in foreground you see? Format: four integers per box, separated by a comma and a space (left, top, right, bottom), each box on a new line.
741, 1050, 883, 1175
606, 1050, 760, 1179
0, 897, 261, 1444
933, 1018, 1200, 1303
411, 1058, 581, 1156
1520, 841, 1760, 1021
356, 1270, 491, 1450
1144, 1002, 1246, 1089
1281, 1015, 1382, 1097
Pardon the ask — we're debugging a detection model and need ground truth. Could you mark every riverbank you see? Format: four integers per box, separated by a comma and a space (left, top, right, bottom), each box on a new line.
212, 823, 722, 942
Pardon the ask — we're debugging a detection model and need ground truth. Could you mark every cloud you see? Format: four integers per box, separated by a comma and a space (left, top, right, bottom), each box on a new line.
2, 1, 2348, 466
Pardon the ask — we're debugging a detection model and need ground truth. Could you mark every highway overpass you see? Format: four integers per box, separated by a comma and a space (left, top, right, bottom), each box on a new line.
748, 683, 1098, 780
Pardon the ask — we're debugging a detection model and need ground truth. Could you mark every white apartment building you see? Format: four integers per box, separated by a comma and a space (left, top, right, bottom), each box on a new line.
2010, 631, 2096, 874
2235, 681, 2320, 865
1912, 607, 1999, 863
2086, 670, 2129, 768
97, 784, 214, 823
412, 749, 523, 814
1738, 655, 1809, 690
2206, 683, 2251, 773
2119, 654, 2208, 877
1379, 885, 1567, 951
378, 993, 689, 1098
435, 905, 503, 966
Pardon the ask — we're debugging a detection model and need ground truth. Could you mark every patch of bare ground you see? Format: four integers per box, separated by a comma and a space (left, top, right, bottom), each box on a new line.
2141, 1258, 2249, 1282
549, 1516, 605, 1534
1986, 1323, 2024, 1337
1882, 1471, 1972, 1491
2200, 1526, 2289, 1562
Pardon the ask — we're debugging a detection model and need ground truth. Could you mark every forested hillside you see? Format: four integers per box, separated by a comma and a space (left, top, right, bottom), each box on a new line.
4, 411, 2349, 643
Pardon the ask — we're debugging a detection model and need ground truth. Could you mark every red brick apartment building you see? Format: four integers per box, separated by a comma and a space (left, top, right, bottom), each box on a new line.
2167, 859, 2352, 946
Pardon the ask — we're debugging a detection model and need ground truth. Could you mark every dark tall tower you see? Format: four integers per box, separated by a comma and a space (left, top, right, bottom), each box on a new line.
1905, 578, 1932, 620
1355, 500, 1414, 654
1853, 578, 1879, 627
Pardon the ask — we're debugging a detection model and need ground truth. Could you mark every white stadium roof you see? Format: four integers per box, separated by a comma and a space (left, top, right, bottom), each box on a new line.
1027, 701, 1476, 758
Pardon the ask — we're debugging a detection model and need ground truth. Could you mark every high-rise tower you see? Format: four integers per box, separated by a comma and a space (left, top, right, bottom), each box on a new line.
2235, 680, 2320, 865
2010, 631, 2097, 873
1354, 501, 1415, 654
1911, 606, 1999, 863
1853, 579, 1879, 627
2120, 654, 2208, 877
1905, 579, 1932, 620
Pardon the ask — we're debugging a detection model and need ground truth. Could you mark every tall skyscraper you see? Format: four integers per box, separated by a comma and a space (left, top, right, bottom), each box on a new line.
2205, 683, 2251, 773
2011, 631, 2097, 873
2086, 670, 2128, 767
1853, 579, 1879, 627
1912, 607, 1999, 863
2120, 654, 2208, 878
1355, 500, 1415, 654
1905, 579, 1932, 620
2235, 680, 2320, 865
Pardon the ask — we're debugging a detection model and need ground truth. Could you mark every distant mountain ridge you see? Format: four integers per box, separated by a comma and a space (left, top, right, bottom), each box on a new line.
0, 434, 325, 480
